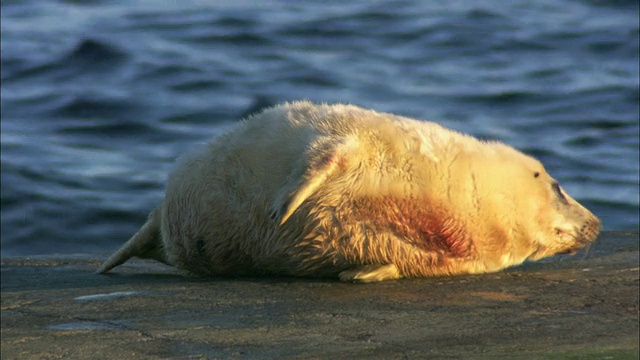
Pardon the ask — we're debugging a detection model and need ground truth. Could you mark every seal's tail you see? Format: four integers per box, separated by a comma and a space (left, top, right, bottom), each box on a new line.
96, 206, 167, 274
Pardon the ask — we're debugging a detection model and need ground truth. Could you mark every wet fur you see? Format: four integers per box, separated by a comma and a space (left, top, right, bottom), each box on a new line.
98, 101, 601, 282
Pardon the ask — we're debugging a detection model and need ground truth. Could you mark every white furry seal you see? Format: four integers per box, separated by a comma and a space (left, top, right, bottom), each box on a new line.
98, 101, 601, 282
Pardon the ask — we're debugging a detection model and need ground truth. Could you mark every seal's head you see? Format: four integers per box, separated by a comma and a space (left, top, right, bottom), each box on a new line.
470, 142, 601, 263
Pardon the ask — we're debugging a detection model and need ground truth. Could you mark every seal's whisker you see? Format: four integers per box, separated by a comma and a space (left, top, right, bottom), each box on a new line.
581, 243, 593, 260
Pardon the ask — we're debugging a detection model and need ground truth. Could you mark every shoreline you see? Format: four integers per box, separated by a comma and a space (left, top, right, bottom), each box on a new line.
2, 231, 638, 359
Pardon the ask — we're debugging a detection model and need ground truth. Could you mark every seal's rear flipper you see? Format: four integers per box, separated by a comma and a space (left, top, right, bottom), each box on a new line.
96, 207, 167, 274
339, 264, 401, 282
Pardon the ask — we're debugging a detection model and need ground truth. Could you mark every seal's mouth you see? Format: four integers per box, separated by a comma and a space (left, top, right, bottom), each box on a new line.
558, 242, 594, 259
565, 229, 599, 253
553, 227, 593, 256
559, 248, 579, 255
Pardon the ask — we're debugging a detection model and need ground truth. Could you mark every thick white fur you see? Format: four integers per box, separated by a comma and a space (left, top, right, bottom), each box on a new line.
98, 101, 601, 281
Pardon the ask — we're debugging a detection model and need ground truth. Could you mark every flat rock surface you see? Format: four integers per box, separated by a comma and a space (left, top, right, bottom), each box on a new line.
1, 232, 638, 359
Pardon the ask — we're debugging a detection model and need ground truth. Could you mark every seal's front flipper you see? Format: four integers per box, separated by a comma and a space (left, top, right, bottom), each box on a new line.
339, 264, 401, 283
96, 206, 167, 274
272, 137, 359, 225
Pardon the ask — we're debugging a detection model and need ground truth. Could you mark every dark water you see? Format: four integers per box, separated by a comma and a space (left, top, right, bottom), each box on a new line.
2, 0, 638, 256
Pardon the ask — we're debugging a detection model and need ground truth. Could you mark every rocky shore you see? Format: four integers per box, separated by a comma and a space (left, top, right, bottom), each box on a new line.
2, 231, 638, 359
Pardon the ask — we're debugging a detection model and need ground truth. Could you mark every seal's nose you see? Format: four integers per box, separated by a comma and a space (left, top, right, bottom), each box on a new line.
580, 217, 602, 243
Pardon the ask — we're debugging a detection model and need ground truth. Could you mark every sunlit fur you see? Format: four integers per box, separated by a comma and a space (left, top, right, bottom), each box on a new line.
98, 101, 601, 282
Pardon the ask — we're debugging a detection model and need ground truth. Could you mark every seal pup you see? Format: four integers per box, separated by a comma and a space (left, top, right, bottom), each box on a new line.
98, 101, 601, 282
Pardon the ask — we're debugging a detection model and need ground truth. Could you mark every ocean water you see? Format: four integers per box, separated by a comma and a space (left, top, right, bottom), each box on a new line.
1, 0, 638, 257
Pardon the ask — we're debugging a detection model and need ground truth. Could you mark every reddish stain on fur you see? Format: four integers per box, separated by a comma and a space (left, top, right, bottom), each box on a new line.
350, 196, 472, 258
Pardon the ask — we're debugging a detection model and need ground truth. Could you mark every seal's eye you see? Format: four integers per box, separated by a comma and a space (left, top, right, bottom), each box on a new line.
552, 182, 566, 202
533, 172, 540, 178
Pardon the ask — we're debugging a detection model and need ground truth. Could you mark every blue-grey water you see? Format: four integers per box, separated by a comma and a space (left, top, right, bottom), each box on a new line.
1, 0, 638, 257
